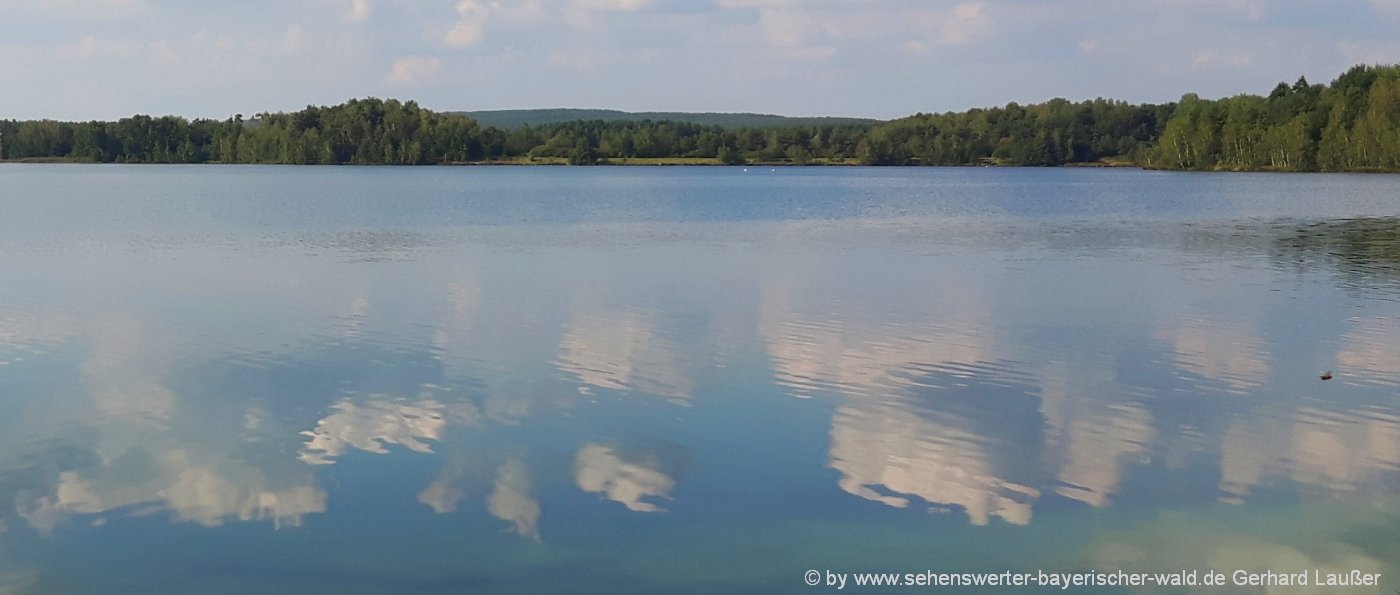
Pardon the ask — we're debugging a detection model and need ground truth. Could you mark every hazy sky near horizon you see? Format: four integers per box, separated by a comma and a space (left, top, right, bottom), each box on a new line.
3, 0, 1400, 121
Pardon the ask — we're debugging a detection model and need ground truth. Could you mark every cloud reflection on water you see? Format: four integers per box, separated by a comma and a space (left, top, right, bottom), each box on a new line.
1335, 317, 1400, 388
298, 397, 473, 465
1038, 366, 1155, 509
555, 311, 695, 405
17, 454, 326, 533
487, 459, 541, 542
418, 457, 472, 514
1160, 319, 1271, 394
0, 194, 1397, 594
754, 220, 1400, 526
574, 443, 679, 513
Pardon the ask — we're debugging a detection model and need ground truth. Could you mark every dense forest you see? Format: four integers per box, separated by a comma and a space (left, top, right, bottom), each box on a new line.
1150, 65, 1400, 171
451, 108, 877, 130
3, 64, 1400, 171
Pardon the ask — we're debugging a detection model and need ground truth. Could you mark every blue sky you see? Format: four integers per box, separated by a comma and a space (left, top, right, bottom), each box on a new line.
3, 0, 1400, 121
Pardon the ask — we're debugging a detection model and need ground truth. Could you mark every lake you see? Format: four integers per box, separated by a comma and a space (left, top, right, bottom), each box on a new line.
0, 164, 1398, 594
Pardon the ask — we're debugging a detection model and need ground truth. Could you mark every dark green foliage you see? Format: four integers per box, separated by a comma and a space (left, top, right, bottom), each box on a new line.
506, 118, 866, 162
448, 108, 878, 130
2, 98, 490, 165
4, 64, 1400, 170
861, 99, 1169, 166
1153, 64, 1400, 171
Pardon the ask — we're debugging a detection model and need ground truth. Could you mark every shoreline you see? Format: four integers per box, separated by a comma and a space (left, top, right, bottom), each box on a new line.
10, 156, 1400, 174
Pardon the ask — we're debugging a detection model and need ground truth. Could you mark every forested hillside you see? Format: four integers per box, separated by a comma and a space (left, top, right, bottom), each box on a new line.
2, 64, 1399, 170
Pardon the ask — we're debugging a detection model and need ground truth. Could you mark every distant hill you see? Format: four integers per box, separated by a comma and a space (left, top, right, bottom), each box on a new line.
449, 108, 880, 129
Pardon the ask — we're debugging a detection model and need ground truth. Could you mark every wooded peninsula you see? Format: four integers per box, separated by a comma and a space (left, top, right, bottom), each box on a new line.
4, 64, 1400, 171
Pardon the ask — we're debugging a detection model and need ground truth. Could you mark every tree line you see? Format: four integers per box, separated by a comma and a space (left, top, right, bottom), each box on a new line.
2, 64, 1399, 171
1151, 65, 1400, 171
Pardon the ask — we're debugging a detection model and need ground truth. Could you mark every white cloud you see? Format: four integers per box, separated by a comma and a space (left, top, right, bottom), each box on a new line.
15, 497, 65, 536
757, 9, 828, 48
137, 27, 308, 72
1158, 0, 1264, 21
1336, 317, 1400, 385
1159, 319, 1268, 391
762, 282, 994, 400
385, 56, 443, 85
442, 0, 498, 48
56, 36, 101, 59
828, 399, 1039, 525
715, 0, 806, 7
5, 0, 149, 18
1190, 48, 1253, 68
281, 24, 305, 54
347, 0, 370, 22
19, 460, 326, 533
573, 0, 651, 10
556, 311, 694, 404
1038, 368, 1155, 509
418, 459, 470, 514
298, 398, 448, 464
574, 444, 676, 512
939, 2, 992, 46
440, 0, 549, 47
443, 21, 486, 49
487, 459, 541, 541
1, 0, 1393, 124
162, 468, 325, 528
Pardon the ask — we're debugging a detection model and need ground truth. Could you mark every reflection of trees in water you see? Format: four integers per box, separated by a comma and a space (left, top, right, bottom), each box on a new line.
1272, 217, 1400, 290
1165, 217, 1400, 293
168, 336, 483, 459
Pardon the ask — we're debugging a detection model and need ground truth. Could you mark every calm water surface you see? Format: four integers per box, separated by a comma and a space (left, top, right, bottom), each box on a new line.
1, 165, 1398, 593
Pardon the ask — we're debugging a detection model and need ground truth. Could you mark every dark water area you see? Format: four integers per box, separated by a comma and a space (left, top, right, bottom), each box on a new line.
0, 164, 1398, 593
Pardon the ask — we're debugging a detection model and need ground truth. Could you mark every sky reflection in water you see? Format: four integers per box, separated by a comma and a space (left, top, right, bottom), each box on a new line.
0, 166, 1398, 593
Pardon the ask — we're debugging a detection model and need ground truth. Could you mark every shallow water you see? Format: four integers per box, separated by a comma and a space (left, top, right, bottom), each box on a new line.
1, 165, 1398, 593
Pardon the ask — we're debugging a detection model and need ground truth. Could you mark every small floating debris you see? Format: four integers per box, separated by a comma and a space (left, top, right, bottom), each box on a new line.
1320, 371, 1333, 381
